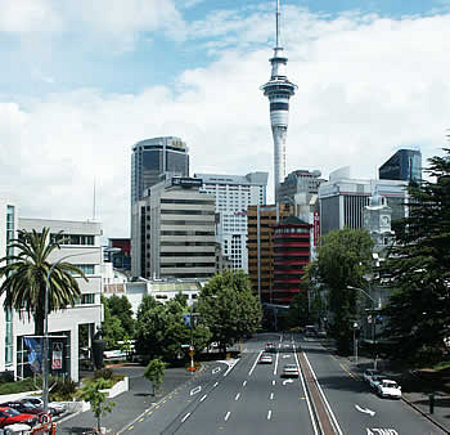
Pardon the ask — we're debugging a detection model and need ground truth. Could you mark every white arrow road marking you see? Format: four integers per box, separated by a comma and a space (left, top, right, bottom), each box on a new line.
282, 379, 294, 385
282, 354, 291, 359
212, 367, 221, 375
355, 405, 376, 417
190, 386, 202, 396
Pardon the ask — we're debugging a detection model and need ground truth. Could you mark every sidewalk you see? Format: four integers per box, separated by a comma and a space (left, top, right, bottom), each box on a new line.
321, 339, 450, 433
58, 364, 204, 434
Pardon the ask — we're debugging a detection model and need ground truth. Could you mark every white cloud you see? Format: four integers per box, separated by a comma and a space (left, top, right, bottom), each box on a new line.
1, 8, 450, 237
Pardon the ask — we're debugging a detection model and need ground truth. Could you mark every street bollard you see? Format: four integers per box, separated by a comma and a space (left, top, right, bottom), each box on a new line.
429, 392, 435, 414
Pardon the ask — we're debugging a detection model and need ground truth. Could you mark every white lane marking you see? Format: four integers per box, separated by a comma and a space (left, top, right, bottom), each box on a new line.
224, 411, 231, 421
181, 413, 191, 423
366, 429, 398, 435
267, 410, 272, 420
270, 392, 274, 400
243, 380, 247, 387
282, 354, 291, 359
213, 381, 219, 388
248, 350, 263, 376
294, 345, 319, 435
235, 393, 241, 401
212, 367, 221, 375
355, 405, 376, 417
223, 359, 239, 377
302, 347, 344, 435
279, 335, 283, 343
200, 394, 208, 403
273, 348, 280, 375
190, 386, 202, 396
272, 380, 276, 386
282, 379, 294, 385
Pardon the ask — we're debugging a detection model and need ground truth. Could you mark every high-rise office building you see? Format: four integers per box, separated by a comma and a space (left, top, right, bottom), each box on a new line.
131, 137, 189, 205
278, 170, 325, 204
261, 0, 297, 201
195, 172, 268, 272
379, 149, 422, 184
319, 167, 408, 237
131, 177, 216, 279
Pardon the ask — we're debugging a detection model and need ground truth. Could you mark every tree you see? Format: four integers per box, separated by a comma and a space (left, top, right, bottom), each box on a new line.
101, 295, 125, 350
197, 270, 262, 353
286, 285, 310, 328
0, 228, 86, 336
380, 149, 450, 364
80, 377, 116, 432
134, 295, 211, 361
313, 227, 373, 354
143, 358, 166, 396
106, 294, 135, 337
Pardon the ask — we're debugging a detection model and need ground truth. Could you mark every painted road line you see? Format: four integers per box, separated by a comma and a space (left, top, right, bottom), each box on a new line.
294, 346, 319, 435
270, 392, 274, 400
303, 350, 344, 435
274, 348, 280, 375
212, 367, 221, 375
224, 359, 239, 377
243, 380, 247, 387
213, 381, 219, 388
139, 418, 144, 422
267, 410, 272, 420
235, 392, 241, 401
272, 380, 276, 386
128, 426, 134, 431
248, 350, 263, 376
200, 394, 208, 403
190, 386, 202, 396
224, 411, 231, 421
181, 413, 191, 423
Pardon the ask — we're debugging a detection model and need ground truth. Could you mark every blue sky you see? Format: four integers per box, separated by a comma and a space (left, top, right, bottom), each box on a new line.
0, 0, 449, 236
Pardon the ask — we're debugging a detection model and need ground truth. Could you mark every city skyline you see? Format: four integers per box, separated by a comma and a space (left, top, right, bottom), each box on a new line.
0, 0, 449, 237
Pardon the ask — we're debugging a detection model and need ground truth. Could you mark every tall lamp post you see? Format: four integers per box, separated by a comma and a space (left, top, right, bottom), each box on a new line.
43, 252, 91, 413
347, 285, 381, 368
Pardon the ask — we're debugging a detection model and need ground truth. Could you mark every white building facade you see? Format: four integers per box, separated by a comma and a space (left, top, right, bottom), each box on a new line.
8, 218, 104, 382
194, 172, 268, 272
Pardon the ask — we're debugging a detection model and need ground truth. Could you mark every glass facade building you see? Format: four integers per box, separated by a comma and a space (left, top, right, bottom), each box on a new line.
379, 149, 422, 184
131, 137, 189, 205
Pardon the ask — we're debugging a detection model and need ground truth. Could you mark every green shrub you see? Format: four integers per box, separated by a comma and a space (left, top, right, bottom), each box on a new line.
49, 377, 77, 401
94, 368, 113, 380
0, 377, 41, 395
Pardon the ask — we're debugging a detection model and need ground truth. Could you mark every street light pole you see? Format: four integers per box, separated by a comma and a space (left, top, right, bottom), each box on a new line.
42, 251, 91, 414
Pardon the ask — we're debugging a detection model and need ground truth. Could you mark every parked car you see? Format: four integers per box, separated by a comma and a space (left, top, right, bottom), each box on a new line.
281, 364, 299, 378
377, 380, 402, 399
369, 375, 385, 390
363, 369, 381, 383
258, 354, 273, 364
0, 406, 37, 428
0, 400, 44, 416
22, 397, 65, 416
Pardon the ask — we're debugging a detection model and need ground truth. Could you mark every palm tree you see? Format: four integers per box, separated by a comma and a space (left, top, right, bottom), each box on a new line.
0, 227, 87, 336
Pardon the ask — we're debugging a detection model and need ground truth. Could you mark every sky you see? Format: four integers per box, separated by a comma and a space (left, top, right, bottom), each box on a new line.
1, 0, 449, 238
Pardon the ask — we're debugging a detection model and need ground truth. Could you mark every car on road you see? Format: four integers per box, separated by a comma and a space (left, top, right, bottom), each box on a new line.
0, 406, 37, 428
363, 369, 381, 383
369, 374, 386, 390
281, 364, 299, 378
259, 354, 273, 364
265, 343, 277, 353
377, 379, 402, 399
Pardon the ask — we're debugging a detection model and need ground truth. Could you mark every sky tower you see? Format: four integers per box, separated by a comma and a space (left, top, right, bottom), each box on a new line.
261, 0, 297, 202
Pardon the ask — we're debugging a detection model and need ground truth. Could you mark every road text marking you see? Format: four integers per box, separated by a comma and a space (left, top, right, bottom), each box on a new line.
190, 386, 202, 396
212, 367, 221, 375
367, 429, 398, 435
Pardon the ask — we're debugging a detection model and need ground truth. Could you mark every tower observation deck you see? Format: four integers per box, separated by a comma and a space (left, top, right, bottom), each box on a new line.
261, 0, 297, 202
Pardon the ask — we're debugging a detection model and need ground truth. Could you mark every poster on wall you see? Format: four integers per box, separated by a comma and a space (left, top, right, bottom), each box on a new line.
51, 342, 63, 370
23, 337, 43, 374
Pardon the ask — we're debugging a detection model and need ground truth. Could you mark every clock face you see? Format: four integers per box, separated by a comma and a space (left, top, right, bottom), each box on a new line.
381, 216, 390, 225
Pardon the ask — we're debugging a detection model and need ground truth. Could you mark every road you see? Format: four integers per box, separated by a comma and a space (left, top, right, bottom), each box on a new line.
122, 333, 445, 435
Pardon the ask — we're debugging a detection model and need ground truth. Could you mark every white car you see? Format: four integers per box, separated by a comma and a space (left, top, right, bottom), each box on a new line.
259, 354, 273, 364
22, 397, 66, 416
363, 369, 381, 383
377, 380, 402, 399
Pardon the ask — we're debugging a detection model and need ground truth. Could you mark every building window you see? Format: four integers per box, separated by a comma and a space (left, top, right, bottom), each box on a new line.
5, 205, 15, 366
73, 264, 95, 275
76, 294, 95, 305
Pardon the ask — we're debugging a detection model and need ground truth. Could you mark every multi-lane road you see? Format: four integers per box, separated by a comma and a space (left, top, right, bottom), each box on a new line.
122, 333, 445, 434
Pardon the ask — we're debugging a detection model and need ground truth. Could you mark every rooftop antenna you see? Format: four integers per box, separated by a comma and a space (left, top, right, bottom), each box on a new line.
92, 177, 96, 221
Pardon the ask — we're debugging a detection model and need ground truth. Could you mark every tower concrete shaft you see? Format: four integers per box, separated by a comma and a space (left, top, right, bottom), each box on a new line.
261, 0, 297, 202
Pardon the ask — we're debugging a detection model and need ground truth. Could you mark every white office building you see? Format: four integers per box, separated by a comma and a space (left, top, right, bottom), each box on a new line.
0, 215, 103, 382
194, 172, 268, 272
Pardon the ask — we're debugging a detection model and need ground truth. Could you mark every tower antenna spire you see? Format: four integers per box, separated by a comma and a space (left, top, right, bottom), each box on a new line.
276, 0, 281, 48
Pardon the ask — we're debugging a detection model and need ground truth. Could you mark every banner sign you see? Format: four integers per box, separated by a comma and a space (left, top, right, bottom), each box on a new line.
23, 337, 43, 374
51, 342, 63, 370
313, 211, 320, 246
